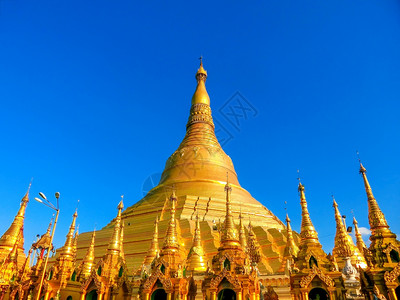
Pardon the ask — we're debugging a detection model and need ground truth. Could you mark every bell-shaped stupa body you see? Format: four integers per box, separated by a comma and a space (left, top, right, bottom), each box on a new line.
74, 61, 289, 274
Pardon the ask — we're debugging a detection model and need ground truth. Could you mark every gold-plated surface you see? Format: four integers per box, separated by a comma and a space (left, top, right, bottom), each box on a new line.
78, 229, 96, 279
298, 183, 318, 244
143, 217, 159, 265
186, 213, 206, 271
295, 182, 330, 271
284, 214, 299, 258
332, 198, 366, 268
219, 181, 240, 249
353, 216, 367, 254
0, 187, 29, 267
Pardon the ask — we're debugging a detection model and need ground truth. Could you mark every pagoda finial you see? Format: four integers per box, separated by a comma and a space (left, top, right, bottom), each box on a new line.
80, 229, 96, 279
187, 212, 206, 271
192, 58, 210, 105
120, 220, 125, 258
59, 209, 78, 258
239, 209, 247, 250
162, 190, 179, 251
358, 162, 393, 237
332, 197, 354, 258
298, 181, 320, 245
285, 213, 299, 257
220, 179, 240, 249
144, 216, 160, 265
353, 216, 367, 253
0, 186, 31, 256
107, 199, 124, 254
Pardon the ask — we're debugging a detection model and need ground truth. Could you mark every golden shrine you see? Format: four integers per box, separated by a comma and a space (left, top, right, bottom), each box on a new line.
1, 61, 400, 300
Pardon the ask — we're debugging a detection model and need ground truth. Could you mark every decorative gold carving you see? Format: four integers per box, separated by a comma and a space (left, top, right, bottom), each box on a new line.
142, 269, 172, 292
299, 266, 335, 288
210, 268, 241, 289
384, 261, 400, 283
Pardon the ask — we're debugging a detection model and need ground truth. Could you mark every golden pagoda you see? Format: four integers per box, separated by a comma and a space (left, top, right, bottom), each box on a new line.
70, 60, 291, 295
357, 163, 400, 300
290, 182, 344, 300
331, 198, 366, 269
0, 187, 30, 268
2, 60, 400, 300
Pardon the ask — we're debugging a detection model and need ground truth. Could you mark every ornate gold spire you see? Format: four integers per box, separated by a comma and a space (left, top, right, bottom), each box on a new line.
285, 214, 299, 257
247, 221, 261, 265
107, 200, 124, 255
73, 226, 79, 258
332, 198, 353, 258
120, 221, 125, 258
359, 163, 395, 238
187, 213, 206, 272
80, 230, 96, 279
191, 58, 210, 106
298, 183, 319, 245
158, 59, 239, 186
0, 186, 30, 257
20, 248, 33, 281
239, 210, 247, 250
220, 179, 240, 249
8, 227, 23, 264
0, 227, 22, 283
143, 217, 160, 265
162, 190, 179, 252
59, 209, 78, 259
353, 216, 367, 253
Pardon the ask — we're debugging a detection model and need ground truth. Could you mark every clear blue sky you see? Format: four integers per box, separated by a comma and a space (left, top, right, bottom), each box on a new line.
0, 1, 399, 254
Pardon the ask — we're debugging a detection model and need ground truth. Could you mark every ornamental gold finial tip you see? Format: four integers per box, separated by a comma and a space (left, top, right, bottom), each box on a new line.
118, 196, 124, 210
286, 213, 290, 223
192, 57, 210, 105
196, 56, 207, 78
359, 163, 366, 174
332, 195, 337, 207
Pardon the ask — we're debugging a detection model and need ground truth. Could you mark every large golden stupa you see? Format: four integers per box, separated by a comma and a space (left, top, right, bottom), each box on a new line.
2, 61, 400, 300
74, 61, 290, 275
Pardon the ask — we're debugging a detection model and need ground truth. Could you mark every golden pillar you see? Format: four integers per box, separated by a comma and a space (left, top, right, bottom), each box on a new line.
300, 289, 309, 300
211, 291, 216, 300
328, 288, 336, 300
166, 292, 172, 300
97, 293, 104, 300
43, 292, 50, 300
80, 292, 86, 300
388, 286, 397, 300
236, 291, 242, 300
143, 292, 149, 300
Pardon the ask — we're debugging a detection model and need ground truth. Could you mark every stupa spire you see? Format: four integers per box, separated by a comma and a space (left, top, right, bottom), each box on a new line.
159, 59, 240, 186
191, 56, 210, 106
220, 177, 240, 249
239, 210, 247, 250
353, 216, 367, 253
120, 221, 125, 258
59, 209, 78, 259
143, 217, 160, 265
0, 185, 30, 256
359, 163, 394, 237
285, 214, 299, 257
80, 229, 96, 279
162, 190, 179, 252
187, 213, 206, 271
107, 198, 124, 255
332, 198, 354, 258
298, 182, 319, 245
